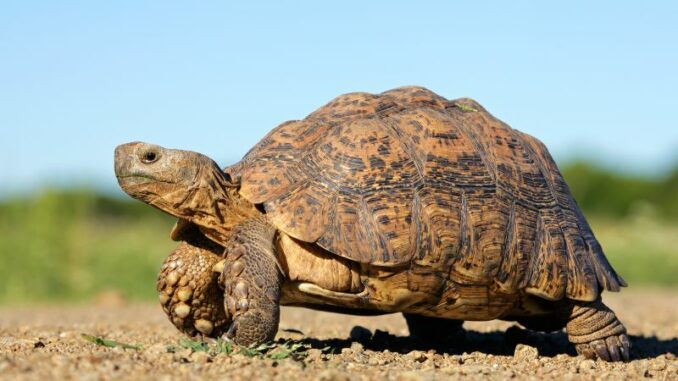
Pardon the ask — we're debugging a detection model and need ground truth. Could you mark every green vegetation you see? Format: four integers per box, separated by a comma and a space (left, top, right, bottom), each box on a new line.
559, 161, 678, 286
0, 161, 676, 305
171, 338, 316, 360
0, 188, 176, 304
454, 103, 478, 113
561, 161, 678, 220
81, 334, 143, 350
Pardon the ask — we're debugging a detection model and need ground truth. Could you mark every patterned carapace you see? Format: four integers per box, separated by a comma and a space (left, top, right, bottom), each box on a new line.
226, 86, 625, 303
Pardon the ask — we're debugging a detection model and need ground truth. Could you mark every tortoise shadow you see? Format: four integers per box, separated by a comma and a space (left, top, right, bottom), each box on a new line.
296, 326, 678, 360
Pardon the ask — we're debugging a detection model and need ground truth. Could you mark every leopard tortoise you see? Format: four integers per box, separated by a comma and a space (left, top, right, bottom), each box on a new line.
114, 86, 629, 361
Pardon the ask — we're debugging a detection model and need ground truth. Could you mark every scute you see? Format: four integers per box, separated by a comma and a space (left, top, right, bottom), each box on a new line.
226, 86, 625, 301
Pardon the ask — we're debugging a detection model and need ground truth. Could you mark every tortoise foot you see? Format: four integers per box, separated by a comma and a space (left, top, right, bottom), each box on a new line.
219, 218, 282, 346
574, 333, 631, 362
157, 241, 229, 338
566, 298, 630, 362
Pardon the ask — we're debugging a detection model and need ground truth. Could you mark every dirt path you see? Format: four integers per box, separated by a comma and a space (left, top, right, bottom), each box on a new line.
1, 290, 676, 380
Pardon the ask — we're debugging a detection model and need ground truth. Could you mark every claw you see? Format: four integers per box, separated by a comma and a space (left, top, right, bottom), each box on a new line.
606, 336, 621, 362
619, 334, 631, 361
225, 321, 237, 340
212, 259, 226, 274
591, 339, 610, 361
576, 334, 632, 362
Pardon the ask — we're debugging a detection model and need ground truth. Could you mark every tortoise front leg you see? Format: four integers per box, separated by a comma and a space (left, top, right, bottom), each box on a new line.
157, 241, 229, 338
566, 298, 631, 362
219, 218, 282, 346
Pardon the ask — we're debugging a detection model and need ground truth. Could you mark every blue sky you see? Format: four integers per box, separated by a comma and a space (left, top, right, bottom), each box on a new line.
1, 1, 676, 194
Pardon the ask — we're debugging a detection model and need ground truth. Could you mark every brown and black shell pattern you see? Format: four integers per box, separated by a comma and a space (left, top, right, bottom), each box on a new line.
225, 86, 626, 302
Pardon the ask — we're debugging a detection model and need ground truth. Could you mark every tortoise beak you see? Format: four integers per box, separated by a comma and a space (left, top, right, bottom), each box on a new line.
114, 142, 164, 187
114, 142, 140, 179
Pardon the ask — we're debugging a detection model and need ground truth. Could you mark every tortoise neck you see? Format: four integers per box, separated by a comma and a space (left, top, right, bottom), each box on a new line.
194, 188, 262, 245
179, 166, 261, 245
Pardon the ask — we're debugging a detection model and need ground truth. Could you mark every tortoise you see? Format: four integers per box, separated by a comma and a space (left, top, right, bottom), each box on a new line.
114, 86, 630, 361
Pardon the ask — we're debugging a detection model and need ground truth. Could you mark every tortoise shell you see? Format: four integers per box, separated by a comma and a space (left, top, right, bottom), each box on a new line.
225, 86, 625, 302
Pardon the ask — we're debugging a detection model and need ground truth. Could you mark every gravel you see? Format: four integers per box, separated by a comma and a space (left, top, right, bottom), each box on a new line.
0, 289, 676, 380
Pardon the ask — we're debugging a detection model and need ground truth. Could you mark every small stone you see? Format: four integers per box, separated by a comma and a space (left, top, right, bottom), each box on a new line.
649, 359, 667, 371
190, 351, 210, 364
407, 350, 427, 363
449, 354, 463, 364
58, 331, 76, 339
578, 359, 596, 372
514, 344, 539, 361
349, 326, 372, 342
173, 348, 193, 363
349, 341, 364, 354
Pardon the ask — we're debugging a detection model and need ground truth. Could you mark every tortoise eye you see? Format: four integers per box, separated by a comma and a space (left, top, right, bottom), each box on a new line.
141, 150, 159, 164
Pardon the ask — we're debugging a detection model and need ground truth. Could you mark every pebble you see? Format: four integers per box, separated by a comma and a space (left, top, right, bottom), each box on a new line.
305, 348, 323, 362
649, 359, 667, 371
189, 351, 210, 364
407, 350, 427, 363
514, 344, 539, 361
578, 359, 597, 372
349, 341, 364, 354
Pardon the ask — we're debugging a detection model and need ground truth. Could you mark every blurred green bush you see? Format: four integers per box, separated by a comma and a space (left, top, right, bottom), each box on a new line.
0, 162, 676, 304
561, 162, 678, 220
0, 189, 176, 304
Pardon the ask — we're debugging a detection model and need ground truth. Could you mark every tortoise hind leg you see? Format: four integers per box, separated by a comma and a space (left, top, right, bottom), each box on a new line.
566, 298, 631, 362
404, 313, 465, 343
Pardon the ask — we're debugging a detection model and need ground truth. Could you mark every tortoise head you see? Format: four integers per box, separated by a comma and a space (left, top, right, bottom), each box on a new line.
114, 142, 229, 221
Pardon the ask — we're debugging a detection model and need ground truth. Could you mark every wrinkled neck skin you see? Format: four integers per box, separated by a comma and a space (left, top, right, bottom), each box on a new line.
155, 165, 260, 246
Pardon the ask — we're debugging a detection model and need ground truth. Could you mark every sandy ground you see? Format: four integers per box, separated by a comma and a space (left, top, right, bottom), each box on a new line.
0, 289, 676, 381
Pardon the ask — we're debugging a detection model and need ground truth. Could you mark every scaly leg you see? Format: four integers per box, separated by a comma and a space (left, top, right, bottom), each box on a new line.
566, 298, 631, 362
157, 239, 228, 338
219, 218, 282, 346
